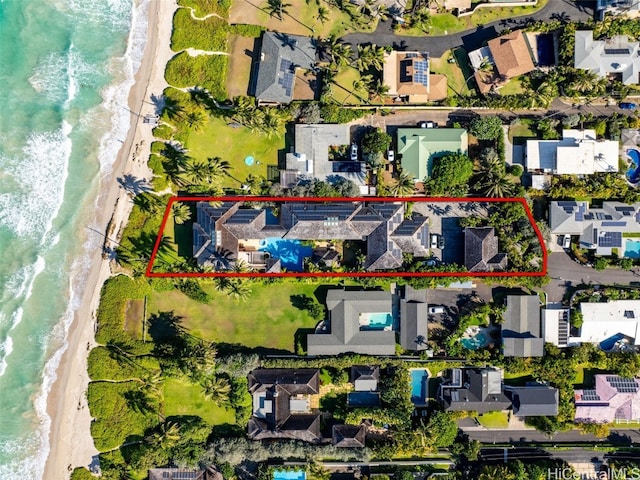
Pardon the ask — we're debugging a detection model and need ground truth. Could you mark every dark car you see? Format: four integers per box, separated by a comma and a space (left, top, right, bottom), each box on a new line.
438, 236, 445, 249
620, 102, 637, 110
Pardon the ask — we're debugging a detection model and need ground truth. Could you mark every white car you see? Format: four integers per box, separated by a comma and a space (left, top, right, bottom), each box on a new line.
429, 305, 445, 314
418, 121, 435, 128
563, 235, 571, 249
430, 234, 438, 249
388, 149, 394, 162
350, 143, 358, 161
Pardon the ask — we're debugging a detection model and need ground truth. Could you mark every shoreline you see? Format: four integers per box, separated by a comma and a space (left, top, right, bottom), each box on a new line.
42, 1, 176, 478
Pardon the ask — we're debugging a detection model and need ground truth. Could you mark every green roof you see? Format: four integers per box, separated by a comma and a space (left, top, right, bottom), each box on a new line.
397, 128, 468, 181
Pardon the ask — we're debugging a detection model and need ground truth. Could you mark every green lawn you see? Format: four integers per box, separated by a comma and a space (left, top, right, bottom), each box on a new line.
430, 51, 472, 97
163, 377, 235, 425
508, 119, 537, 145
476, 411, 509, 429
147, 281, 341, 351
499, 77, 524, 96
185, 116, 284, 188
331, 67, 365, 105
574, 365, 608, 387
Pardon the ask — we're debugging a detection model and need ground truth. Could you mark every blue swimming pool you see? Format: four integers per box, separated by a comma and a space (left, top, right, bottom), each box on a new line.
273, 470, 306, 480
626, 239, 640, 259
460, 332, 489, 350
259, 238, 313, 272
536, 33, 555, 66
361, 312, 393, 330
410, 369, 429, 405
626, 149, 640, 184
600, 333, 626, 351
347, 391, 381, 407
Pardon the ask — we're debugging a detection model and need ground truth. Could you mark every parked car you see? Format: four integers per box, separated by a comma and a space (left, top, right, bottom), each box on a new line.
429, 305, 445, 314
424, 258, 438, 267
563, 234, 571, 249
418, 121, 436, 128
620, 102, 637, 110
387, 149, 394, 162
438, 236, 445, 249
350, 143, 358, 160
430, 234, 438, 249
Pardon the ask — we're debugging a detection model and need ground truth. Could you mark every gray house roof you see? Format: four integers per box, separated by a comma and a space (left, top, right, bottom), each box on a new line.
439, 367, 511, 414
502, 295, 544, 358
464, 227, 508, 272
332, 424, 366, 448
351, 365, 380, 392
505, 386, 559, 416
549, 201, 640, 255
255, 32, 317, 103
307, 289, 396, 356
400, 300, 428, 351
574, 31, 640, 85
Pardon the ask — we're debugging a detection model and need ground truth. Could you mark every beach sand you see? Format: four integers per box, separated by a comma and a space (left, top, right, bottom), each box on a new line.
43, 0, 177, 478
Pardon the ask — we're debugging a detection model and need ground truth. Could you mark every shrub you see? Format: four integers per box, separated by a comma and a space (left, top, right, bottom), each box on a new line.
152, 124, 174, 140
319, 103, 367, 123
469, 116, 503, 140
594, 257, 609, 271
177, 0, 232, 18
228, 23, 265, 37
510, 164, 523, 177
171, 8, 228, 52
70, 468, 94, 480
165, 52, 228, 100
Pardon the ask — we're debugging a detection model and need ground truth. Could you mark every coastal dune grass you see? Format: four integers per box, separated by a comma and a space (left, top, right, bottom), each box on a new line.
178, 0, 232, 18
171, 7, 228, 52
165, 52, 228, 100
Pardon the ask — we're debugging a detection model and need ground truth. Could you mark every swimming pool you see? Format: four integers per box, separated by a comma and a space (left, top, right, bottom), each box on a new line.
626, 149, 640, 184
600, 333, 626, 351
460, 332, 489, 350
347, 391, 381, 407
273, 470, 306, 480
410, 368, 429, 405
360, 312, 393, 330
625, 239, 640, 259
258, 238, 313, 271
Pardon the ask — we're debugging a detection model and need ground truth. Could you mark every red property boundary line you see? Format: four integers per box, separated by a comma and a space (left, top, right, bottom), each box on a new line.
146, 196, 548, 278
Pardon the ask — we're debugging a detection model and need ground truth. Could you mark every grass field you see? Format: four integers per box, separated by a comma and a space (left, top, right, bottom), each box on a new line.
508, 119, 537, 145
499, 77, 524, 96
147, 281, 340, 351
430, 51, 472, 97
332, 67, 365, 105
185, 116, 284, 188
163, 377, 235, 425
476, 411, 509, 429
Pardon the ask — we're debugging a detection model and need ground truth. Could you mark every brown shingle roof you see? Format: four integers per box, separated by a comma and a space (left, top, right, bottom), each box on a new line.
488, 30, 535, 79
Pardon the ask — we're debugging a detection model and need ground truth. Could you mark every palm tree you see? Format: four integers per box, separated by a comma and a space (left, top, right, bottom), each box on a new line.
411, 7, 430, 33
227, 279, 252, 302
266, 0, 291, 20
369, 79, 390, 102
390, 170, 416, 197
208, 156, 231, 178
479, 174, 514, 198
184, 109, 206, 132
140, 371, 164, 400
147, 421, 181, 450
201, 376, 231, 403
324, 35, 353, 67
354, 44, 385, 72
317, 5, 330, 24
172, 201, 192, 225
162, 96, 184, 122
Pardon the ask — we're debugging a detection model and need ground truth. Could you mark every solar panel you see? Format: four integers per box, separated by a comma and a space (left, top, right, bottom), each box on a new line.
602, 221, 626, 227
604, 48, 630, 55
606, 376, 639, 393
623, 211, 632, 216
581, 390, 601, 401
615, 206, 635, 212
596, 212, 605, 220
598, 231, 622, 248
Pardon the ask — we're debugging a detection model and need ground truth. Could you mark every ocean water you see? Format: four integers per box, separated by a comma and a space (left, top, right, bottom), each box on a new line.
0, 0, 149, 478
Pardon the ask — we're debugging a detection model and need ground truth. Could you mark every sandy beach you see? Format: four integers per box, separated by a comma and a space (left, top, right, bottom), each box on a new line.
43, 0, 177, 478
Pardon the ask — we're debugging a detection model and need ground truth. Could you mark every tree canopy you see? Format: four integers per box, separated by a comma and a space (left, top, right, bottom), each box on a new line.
425, 153, 473, 196
361, 127, 392, 155
469, 116, 503, 140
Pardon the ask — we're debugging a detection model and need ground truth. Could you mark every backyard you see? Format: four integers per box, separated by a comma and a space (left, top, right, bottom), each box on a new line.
163, 377, 236, 425
430, 51, 472, 97
475, 411, 509, 429
226, 34, 254, 98
508, 119, 537, 145
331, 66, 365, 105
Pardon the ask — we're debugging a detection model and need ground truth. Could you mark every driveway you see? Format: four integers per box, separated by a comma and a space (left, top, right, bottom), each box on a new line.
342, 0, 594, 57
468, 428, 640, 444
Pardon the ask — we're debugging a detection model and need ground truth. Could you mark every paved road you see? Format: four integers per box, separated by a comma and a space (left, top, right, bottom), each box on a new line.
342, 0, 594, 56
467, 428, 640, 444
544, 251, 637, 303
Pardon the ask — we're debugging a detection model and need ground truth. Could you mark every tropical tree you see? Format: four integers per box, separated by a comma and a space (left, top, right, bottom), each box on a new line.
162, 96, 185, 122
469, 116, 503, 140
324, 35, 353, 67
369, 79, 390, 102
390, 170, 416, 197
201, 376, 231, 403
172, 201, 192, 225
317, 5, 330, 24
184, 109, 206, 132
266, 0, 291, 20
354, 44, 385, 72
411, 8, 430, 33
146, 421, 181, 450
227, 278, 252, 302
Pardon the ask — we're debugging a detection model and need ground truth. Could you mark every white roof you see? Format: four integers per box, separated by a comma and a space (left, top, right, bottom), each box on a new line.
542, 307, 569, 346
526, 130, 619, 175
575, 31, 640, 85
576, 300, 640, 345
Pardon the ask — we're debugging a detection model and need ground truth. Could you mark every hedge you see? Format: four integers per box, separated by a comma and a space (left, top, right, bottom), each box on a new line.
177, 0, 232, 18
165, 51, 228, 100
228, 23, 265, 38
171, 8, 228, 52
87, 346, 157, 382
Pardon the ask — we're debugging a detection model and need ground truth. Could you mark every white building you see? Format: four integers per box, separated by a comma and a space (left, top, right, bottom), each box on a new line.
575, 31, 640, 85
571, 300, 640, 348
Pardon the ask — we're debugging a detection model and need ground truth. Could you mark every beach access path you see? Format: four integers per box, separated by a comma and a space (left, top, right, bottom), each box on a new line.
42, 1, 178, 478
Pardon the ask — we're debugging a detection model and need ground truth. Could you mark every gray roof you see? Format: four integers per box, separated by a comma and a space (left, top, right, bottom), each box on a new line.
332, 424, 366, 448
505, 386, 559, 416
439, 367, 511, 414
502, 295, 544, 357
400, 301, 428, 351
574, 31, 640, 85
307, 289, 396, 355
464, 227, 508, 272
255, 32, 317, 103
351, 365, 380, 392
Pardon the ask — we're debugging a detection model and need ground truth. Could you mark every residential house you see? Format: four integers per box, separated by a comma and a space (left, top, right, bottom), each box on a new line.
596, 0, 640, 19
504, 385, 559, 416
541, 305, 570, 348
438, 367, 512, 414
400, 285, 429, 351
502, 295, 544, 357
439, 367, 559, 415
332, 424, 366, 447
464, 227, 508, 272
193, 201, 430, 272
442, 0, 472, 12
149, 468, 222, 480
307, 289, 396, 356
526, 130, 619, 183
570, 300, 640, 348
574, 31, 640, 85
548, 201, 640, 256
469, 30, 535, 94
254, 32, 317, 104
347, 365, 381, 407
383, 51, 447, 103
575, 375, 640, 423
247, 369, 322, 442
396, 128, 468, 182
282, 123, 367, 189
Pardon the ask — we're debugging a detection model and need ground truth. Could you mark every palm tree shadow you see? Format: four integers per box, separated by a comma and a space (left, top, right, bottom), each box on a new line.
124, 389, 155, 415
118, 174, 152, 195
148, 311, 186, 344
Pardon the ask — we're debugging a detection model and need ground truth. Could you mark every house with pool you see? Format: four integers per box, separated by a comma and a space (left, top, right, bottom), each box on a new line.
193, 200, 431, 273
569, 300, 640, 350
549, 200, 640, 257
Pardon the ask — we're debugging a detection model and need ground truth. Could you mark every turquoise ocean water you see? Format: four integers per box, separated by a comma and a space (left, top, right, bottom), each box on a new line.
0, 0, 148, 477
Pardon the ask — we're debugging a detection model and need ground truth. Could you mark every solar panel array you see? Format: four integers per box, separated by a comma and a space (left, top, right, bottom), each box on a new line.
290, 204, 356, 221
602, 221, 626, 227
393, 217, 424, 236
557, 201, 578, 214
419, 226, 429, 247
413, 59, 429, 87
575, 203, 586, 221
227, 209, 261, 224
278, 59, 295, 97
598, 231, 622, 248
581, 389, 601, 401
595, 212, 614, 220
616, 206, 635, 213
606, 376, 639, 393
604, 48, 630, 55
